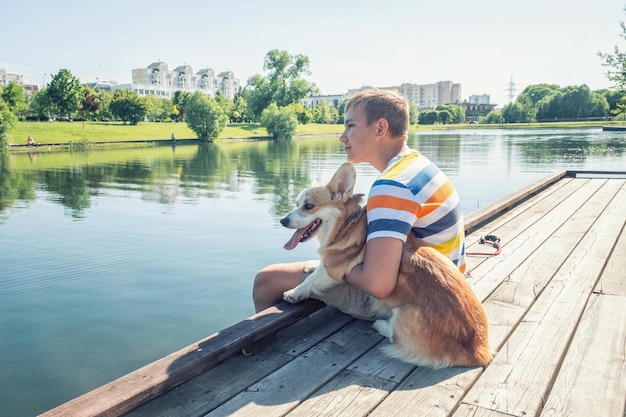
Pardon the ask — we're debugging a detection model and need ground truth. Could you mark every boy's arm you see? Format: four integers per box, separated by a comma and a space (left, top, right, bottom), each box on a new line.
344, 237, 403, 298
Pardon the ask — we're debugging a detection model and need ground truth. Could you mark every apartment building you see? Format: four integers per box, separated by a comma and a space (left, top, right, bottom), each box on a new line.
300, 94, 345, 109
0, 68, 38, 96
398, 81, 462, 109
127, 62, 239, 99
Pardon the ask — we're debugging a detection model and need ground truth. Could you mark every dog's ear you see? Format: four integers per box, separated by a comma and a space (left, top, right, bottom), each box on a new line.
327, 162, 356, 201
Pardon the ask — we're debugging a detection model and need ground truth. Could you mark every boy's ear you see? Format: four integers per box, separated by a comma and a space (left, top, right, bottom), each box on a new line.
376, 118, 389, 136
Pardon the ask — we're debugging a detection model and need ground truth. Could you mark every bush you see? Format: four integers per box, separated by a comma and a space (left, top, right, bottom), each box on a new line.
185, 92, 228, 141
261, 103, 298, 140
0, 104, 17, 151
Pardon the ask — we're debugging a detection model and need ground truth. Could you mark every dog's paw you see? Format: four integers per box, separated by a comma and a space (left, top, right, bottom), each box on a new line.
283, 288, 305, 304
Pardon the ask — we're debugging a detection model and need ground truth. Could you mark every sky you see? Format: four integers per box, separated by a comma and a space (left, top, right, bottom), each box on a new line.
1, 0, 623, 107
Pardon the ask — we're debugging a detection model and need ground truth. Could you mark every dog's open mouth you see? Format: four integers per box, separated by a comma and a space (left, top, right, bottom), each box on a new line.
283, 219, 322, 250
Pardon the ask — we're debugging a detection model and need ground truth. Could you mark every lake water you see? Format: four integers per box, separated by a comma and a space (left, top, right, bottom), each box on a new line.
1, 127, 624, 416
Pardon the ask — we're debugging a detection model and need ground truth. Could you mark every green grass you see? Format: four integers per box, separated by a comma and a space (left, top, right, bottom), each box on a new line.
10, 121, 274, 145
10, 121, 346, 146
9, 119, 617, 147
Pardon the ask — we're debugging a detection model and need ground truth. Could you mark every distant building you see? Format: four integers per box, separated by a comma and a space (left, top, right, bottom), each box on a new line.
0, 68, 38, 96
300, 94, 346, 109
0, 68, 23, 86
397, 81, 462, 109
461, 101, 497, 122
84, 80, 118, 92
468, 94, 491, 105
345, 81, 462, 110
124, 62, 240, 99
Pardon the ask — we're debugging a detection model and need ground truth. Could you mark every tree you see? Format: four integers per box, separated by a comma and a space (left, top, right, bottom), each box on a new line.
483, 110, 503, 124
185, 91, 228, 141
230, 93, 249, 122
289, 103, 313, 124
109, 90, 148, 125
418, 110, 438, 125
438, 110, 452, 124
80, 86, 101, 120
243, 50, 316, 120
172, 91, 191, 122
408, 103, 419, 125
1, 82, 27, 115
143, 95, 172, 122
0, 101, 17, 151
598, 7, 626, 93
311, 100, 339, 124
264, 49, 314, 107
597, 88, 625, 113
242, 74, 272, 121
261, 103, 298, 140
435, 104, 465, 123
93, 90, 114, 121
46, 69, 82, 120
29, 87, 55, 120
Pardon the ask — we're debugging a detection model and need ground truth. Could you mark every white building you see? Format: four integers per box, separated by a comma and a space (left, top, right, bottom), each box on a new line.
127, 62, 239, 99
1, 68, 38, 96
468, 94, 491, 105
300, 94, 346, 109
0, 68, 24, 87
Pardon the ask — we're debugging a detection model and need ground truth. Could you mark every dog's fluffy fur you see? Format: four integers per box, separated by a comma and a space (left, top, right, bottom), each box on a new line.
280, 162, 491, 369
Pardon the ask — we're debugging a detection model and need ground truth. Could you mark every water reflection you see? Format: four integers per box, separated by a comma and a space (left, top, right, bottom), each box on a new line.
2, 129, 625, 222
0, 136, 345, 221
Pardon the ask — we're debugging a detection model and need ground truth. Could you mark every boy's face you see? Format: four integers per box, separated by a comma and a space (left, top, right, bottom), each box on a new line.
340, 104, 379, 165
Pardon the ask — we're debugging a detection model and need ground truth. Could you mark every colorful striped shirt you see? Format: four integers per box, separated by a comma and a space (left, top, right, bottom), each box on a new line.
366, 150, 466, 273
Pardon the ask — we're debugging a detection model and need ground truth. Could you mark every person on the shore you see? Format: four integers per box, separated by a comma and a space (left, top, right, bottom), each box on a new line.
252, 88, 466, 315
27, 136, 36, 146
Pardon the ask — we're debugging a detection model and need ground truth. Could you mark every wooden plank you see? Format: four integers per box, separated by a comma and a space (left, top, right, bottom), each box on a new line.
465, 176, 577, 272
594, 188, 626, 297
479, 180, 625, 351
540, 183, 626, 417
287, 341, 416, 417
453, 179, 626, 417
466, 178, 604, 301
41, 300, 324, 417
205, 320, 382, 417
454, 404, 522, 416
123, 307, 353, 417
540, 294, 626, 417
368, 366, 483, 417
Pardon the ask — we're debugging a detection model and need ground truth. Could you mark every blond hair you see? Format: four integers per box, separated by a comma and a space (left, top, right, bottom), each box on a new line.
345, 89, 409, 138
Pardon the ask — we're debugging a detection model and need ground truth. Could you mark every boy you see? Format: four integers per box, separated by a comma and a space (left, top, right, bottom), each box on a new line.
252, 89, 465, 313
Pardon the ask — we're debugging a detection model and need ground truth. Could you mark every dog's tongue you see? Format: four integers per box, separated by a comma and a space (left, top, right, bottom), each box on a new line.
283, 227, 308, 250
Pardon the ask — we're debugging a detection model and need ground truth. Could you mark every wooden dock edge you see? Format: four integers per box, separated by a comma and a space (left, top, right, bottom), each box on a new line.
39, 299, 325, 417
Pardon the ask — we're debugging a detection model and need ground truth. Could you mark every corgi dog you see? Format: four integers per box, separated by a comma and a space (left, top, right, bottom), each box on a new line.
280, 162, 490, 369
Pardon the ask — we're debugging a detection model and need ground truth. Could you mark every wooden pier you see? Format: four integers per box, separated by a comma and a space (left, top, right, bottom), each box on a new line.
41, 170, 626, 417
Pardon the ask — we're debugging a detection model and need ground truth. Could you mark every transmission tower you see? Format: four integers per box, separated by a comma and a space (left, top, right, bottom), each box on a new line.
505, 75, 517, 104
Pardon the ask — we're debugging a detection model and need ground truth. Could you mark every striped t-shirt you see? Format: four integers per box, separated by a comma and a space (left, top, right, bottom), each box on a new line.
366, 150, 466, 273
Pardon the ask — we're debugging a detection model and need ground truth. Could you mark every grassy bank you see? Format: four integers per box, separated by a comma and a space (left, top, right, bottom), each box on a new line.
10, 121, 345, 146
10, 119, 618, 147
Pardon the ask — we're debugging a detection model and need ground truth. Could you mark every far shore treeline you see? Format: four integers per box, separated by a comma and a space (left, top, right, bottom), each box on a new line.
3, 18, 626, 151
